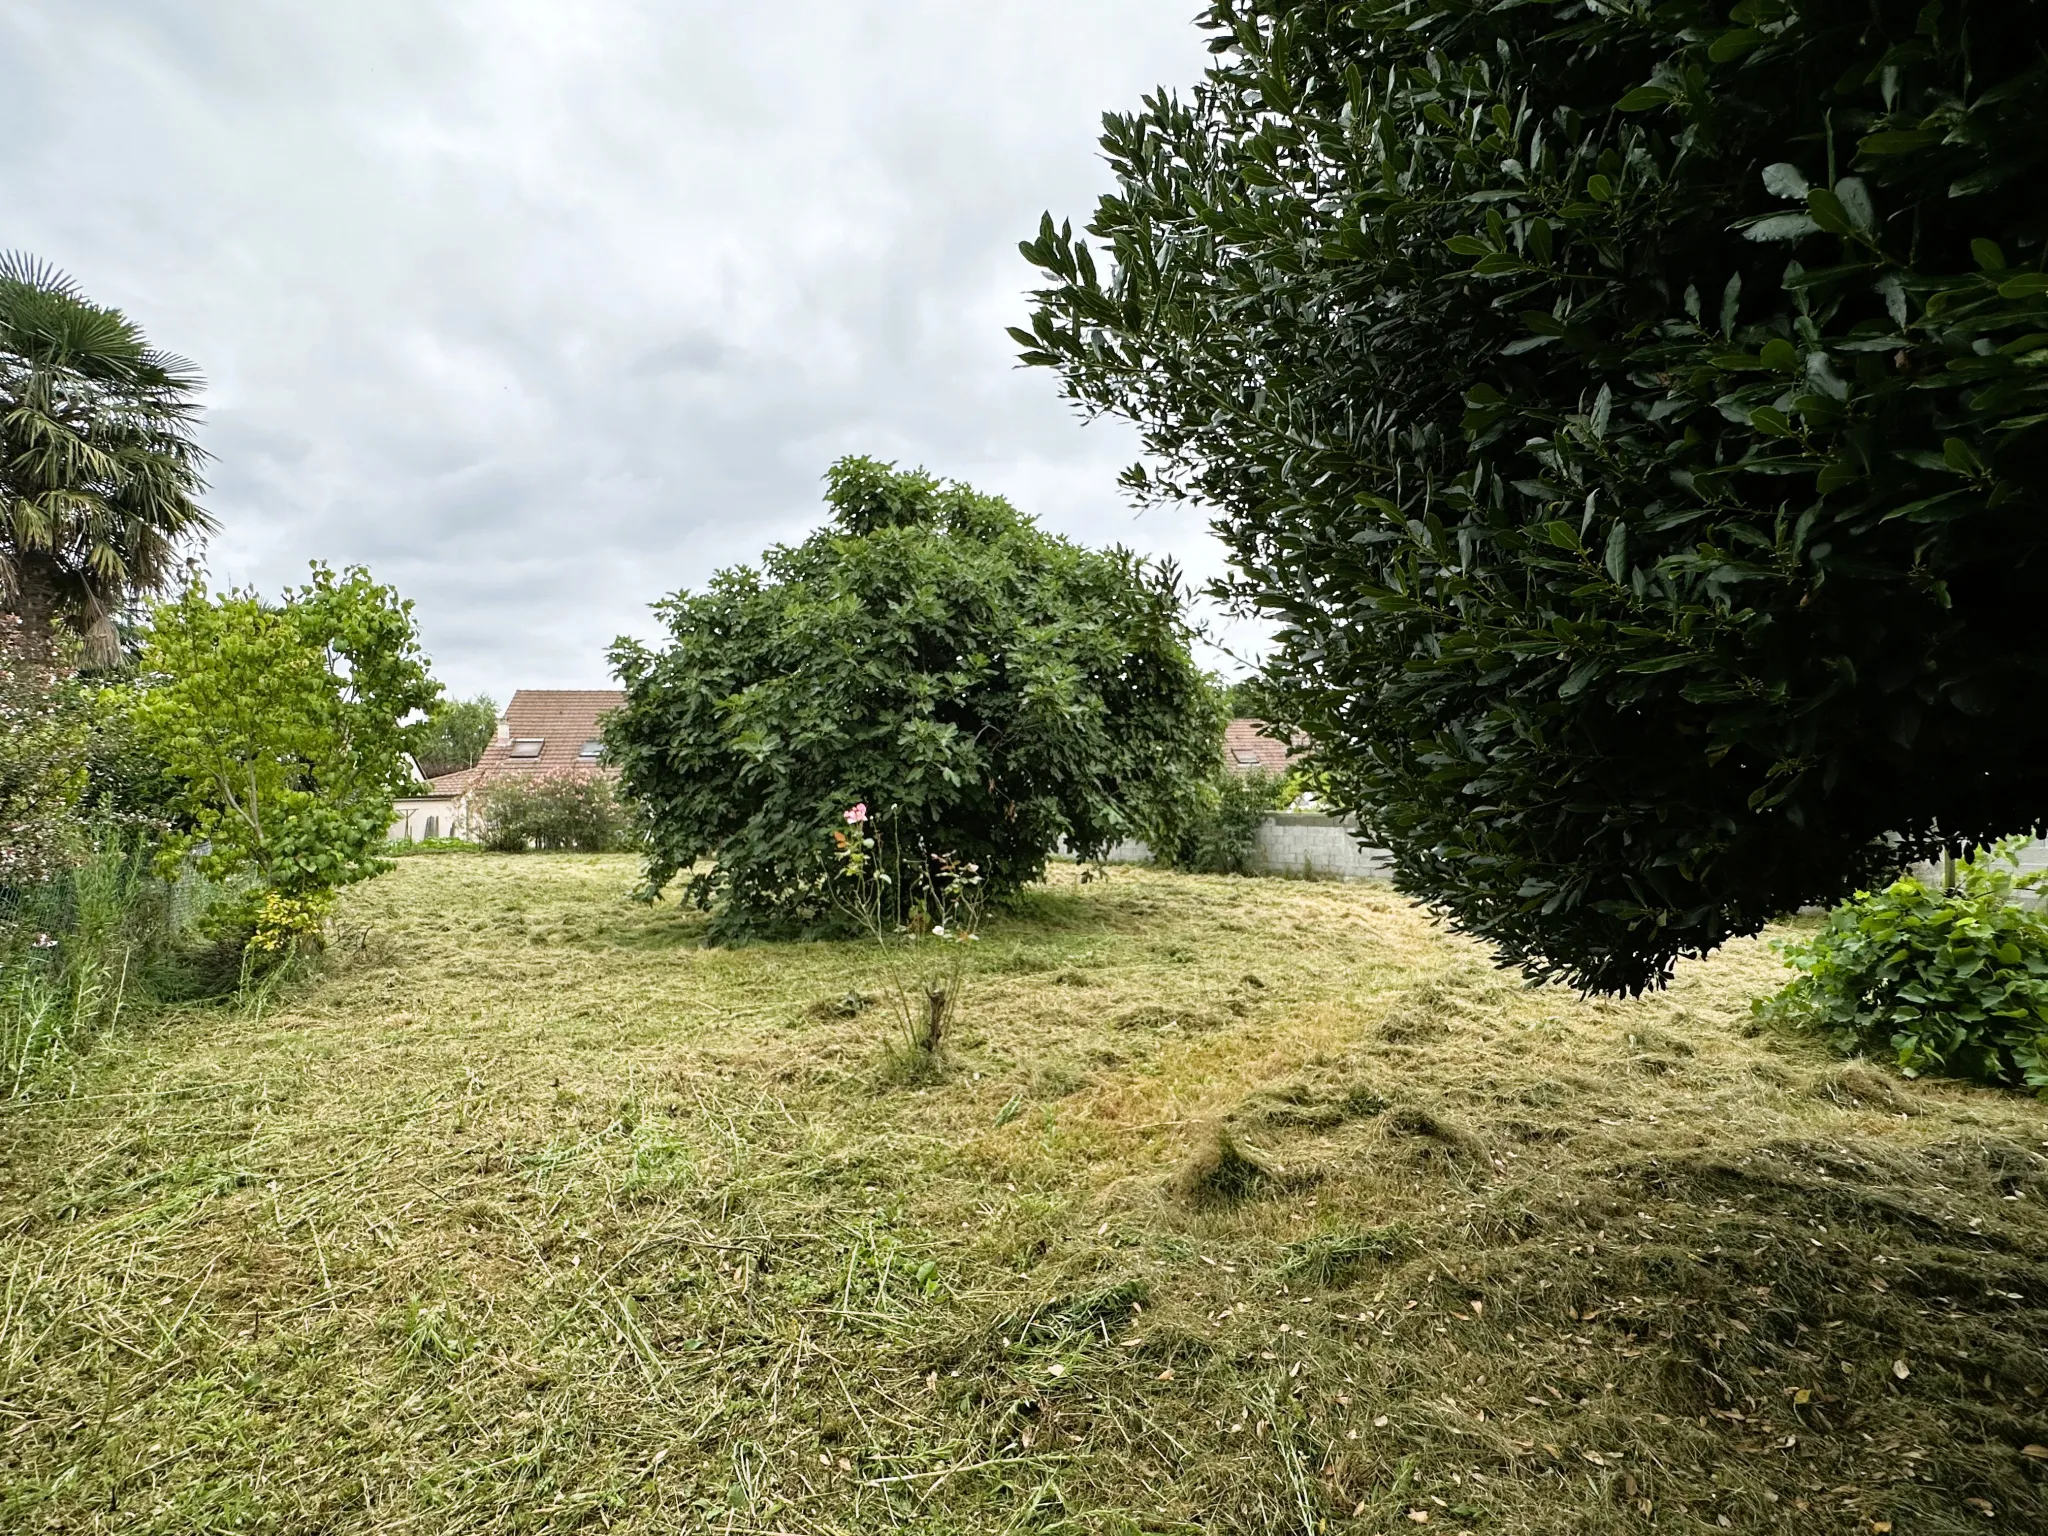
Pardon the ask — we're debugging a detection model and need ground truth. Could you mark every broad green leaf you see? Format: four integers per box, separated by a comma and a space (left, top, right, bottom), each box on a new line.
1834, 177, 1875, 233
1745, 212, 1820, 242
1604, 521, 1629, 583
1559, 659, 1602, 697
1760, 338, 1799, 371
1708, 27, 1763, 62
1761, 162, 1809, 200
1806, 188, 1852, 235
1857, 128, 1943, 156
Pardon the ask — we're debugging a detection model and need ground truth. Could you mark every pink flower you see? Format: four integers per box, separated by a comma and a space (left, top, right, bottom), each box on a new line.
844, 803, 868, 825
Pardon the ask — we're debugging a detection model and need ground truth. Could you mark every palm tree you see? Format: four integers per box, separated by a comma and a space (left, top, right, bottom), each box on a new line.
0, 253, 210, 666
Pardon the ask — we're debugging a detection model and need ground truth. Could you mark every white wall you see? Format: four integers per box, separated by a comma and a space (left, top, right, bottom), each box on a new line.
1083, 814, 1393, 882
389, 797, 466, 842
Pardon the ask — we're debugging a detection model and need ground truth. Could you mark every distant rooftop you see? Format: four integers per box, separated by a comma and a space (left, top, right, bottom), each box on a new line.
468, 689, 625, 783
1224, 718, 1301, 777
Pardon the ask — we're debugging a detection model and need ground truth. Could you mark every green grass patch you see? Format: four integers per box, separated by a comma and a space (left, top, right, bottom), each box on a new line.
1, 854, 2044, 1532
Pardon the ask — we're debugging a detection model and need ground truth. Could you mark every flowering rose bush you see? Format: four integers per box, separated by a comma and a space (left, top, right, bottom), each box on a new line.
475, 771, 632, 853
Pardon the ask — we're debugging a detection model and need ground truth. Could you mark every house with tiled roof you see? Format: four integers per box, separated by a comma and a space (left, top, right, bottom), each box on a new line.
470, 689, 624, 783
1223, 718, 1302, 778
388, 689, 624, 842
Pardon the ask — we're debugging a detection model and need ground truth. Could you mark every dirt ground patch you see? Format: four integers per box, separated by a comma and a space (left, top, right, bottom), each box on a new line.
1, 854, 2043, 1533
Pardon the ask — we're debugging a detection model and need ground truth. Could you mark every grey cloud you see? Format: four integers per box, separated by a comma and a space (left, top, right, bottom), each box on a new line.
0, 0, 1270, 700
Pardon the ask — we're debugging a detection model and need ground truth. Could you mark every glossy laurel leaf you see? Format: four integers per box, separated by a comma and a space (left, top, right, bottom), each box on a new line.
1020, 0, 2048, 992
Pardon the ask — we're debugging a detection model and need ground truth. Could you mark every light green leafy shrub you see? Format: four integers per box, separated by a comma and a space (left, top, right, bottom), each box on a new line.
1162, 768, 1292, 877
1764, 839, 2048, 1094
134, 564, 436, 902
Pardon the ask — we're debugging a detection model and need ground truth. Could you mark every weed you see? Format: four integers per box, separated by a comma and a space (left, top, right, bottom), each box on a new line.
1280, 1224, 1414, 1287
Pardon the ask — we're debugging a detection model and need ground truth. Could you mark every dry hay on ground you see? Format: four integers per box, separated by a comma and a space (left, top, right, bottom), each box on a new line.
0, 853, 2043, 1534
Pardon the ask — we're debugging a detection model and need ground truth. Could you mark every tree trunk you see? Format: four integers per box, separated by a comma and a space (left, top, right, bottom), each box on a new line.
0, 551, 118, 667
3, 549, 68, 666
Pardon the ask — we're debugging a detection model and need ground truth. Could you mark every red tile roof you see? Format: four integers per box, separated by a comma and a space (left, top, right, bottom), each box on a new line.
468, 689, 624, 786
1223, 718, 1301, 776
426, 767, 478, 796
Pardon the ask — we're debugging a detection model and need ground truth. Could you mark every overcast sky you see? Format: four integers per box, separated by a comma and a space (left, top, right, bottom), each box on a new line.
0, 1, 1262, 704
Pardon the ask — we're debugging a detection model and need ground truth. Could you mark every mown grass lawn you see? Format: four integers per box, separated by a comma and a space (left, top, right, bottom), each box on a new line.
2, 853, 2045, 1534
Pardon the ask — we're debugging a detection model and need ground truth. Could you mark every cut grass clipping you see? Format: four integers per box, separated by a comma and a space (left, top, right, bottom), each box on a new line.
1, 854, 2044, 1533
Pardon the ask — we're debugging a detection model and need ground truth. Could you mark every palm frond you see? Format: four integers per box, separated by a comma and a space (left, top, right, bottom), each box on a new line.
0, 255, 210, 637
0, 251, 83, 299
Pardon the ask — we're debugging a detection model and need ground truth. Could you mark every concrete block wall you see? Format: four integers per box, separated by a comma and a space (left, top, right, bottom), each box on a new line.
1104, 824, 2048, 895
1080, 815, 1395, 883
1096, 838, 1152, 865
1904, 836, 2048, 894
1248, 813, 1392, 881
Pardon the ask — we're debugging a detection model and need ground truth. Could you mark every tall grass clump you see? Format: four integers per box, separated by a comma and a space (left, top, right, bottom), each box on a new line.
0, 825, 235, 1093
829, 801, 984, 1081
0, 833, 169, 1092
